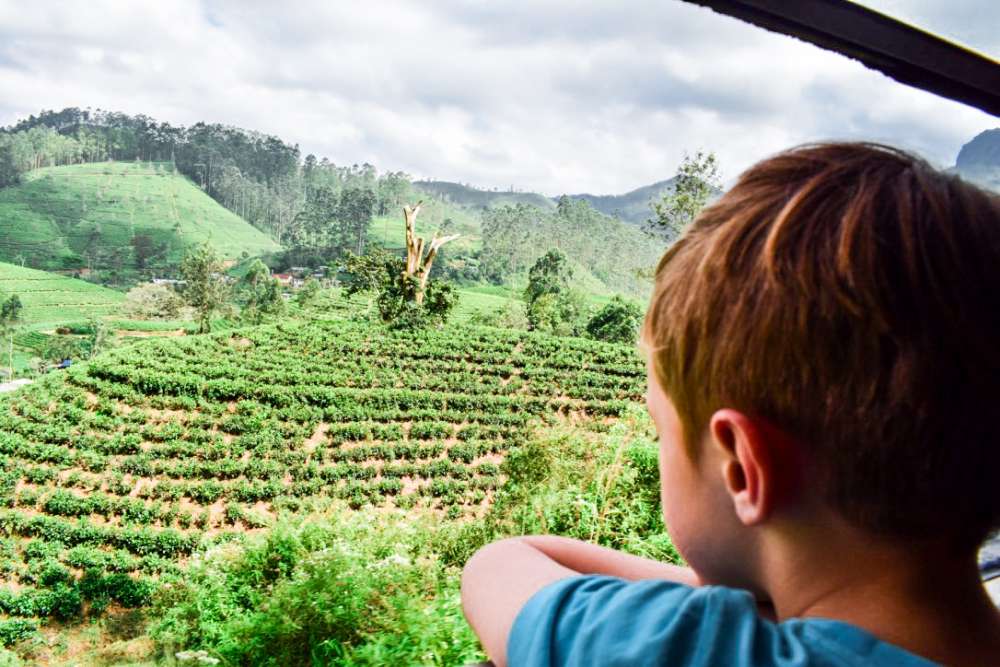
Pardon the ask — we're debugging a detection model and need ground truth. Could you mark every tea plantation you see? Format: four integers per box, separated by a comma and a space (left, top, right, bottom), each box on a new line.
0, 262, 124, 327
0, 315, 658, 663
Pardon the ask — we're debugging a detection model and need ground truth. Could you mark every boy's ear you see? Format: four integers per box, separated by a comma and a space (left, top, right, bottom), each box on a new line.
708, 409, 795, 526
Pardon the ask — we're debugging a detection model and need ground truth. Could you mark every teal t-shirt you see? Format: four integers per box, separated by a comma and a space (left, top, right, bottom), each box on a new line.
508, 575, 937, 666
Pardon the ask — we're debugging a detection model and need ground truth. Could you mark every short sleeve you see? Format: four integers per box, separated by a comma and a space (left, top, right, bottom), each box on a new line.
506, 575, 938, 667
507, 575, 766, 667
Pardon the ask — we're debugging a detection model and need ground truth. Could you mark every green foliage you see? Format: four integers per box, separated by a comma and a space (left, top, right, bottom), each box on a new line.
524, 249, 572, 305
149, 516, 482, 666
526, 291, 587, 337
0, 295, 20, 329
377, 274, 457, 329
481, 199, 663, 297
466, 301, 529, 330
586, 295, 644, 344
0, 619, 35, 648
0, 307, 656, 662
344, 247, 458, 329
122, 282, 185, 320
343, 247, 401, 299
523, 250, 586, 335
648, 151, 720, 240
40, 334, 84, 362
179, 242, 231, 334
288, 184, 376, 257
238, 259, 284, 324
1, 291, 23, 379
294, 277, 321, 308
0, 160, 279, 271
0, 262, 123, 327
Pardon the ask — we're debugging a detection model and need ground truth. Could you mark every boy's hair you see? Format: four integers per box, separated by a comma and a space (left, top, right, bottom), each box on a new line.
643, 142, 1000, 548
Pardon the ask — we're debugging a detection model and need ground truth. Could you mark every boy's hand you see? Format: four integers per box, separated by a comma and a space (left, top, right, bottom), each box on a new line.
461, 536, 699, 667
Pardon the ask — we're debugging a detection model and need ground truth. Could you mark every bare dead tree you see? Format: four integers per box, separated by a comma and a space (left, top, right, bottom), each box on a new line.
403, 202, 459, 304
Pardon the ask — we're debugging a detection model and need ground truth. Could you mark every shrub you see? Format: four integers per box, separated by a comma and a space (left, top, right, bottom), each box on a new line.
585, 296, 643, 344
122, 282, 186, 320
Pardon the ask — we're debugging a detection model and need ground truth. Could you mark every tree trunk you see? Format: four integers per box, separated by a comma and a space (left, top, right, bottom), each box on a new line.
402, 203, 459, 305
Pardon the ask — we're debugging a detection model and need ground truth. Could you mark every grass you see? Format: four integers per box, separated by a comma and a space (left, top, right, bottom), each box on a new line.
0, 162, 280, 270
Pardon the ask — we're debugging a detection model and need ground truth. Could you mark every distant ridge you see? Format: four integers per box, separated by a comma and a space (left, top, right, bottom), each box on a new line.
413, 180, 556, 211
415, 177, 679, 224
955, 128, 1000, 192
562, 178, 677, 224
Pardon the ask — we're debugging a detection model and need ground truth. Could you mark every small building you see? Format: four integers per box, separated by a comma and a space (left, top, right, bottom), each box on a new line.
273, 273, 293, 286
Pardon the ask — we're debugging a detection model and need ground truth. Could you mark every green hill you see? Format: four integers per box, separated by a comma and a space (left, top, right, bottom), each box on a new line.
0, 161, 280, 271
0, 261, 123, 327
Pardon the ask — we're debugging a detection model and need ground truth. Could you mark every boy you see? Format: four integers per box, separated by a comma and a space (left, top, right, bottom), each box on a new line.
461, 143, 1000, 666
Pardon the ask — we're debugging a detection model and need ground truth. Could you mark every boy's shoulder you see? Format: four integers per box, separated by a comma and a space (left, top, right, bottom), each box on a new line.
508, 575, 937, 667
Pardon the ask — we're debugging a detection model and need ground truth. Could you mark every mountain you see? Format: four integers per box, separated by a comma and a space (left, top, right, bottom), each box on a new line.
415, 178, 679, 225
955, 128, 1000, 192
0, 261, 124, 326
413, 180, 556, 211
563, 178, 677, 224
0, 161, 280, 271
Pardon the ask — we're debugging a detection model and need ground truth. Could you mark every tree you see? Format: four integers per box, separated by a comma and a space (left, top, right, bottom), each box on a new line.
238, 259, 284, 324
294, 277, 321, 309
343, 238, 457, 329
523, 250, 586, 335
42, 334, 84, 363
586, 296, 643, 344
1, 294, 23, 380
122, 282, 185, 320
402, 203, 459, 305
337, 186, 376, 256
131, 233, 167, 271
343, 247, 401, 315
86, 319, 112, 359
648, 151, 721, 240
376, 271, 456, 330
524, 249, 572, 305
527, 290, 586, 337
179, 242, 230, 333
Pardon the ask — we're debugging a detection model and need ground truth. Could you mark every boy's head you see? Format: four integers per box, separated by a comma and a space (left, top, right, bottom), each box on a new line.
642, 142, 1000, 561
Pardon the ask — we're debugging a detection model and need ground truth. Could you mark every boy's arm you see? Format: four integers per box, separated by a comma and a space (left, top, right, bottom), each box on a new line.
461, 535, 698, 667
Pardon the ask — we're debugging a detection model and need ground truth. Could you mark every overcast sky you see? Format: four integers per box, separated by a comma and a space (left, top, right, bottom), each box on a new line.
0, 0, 996, 195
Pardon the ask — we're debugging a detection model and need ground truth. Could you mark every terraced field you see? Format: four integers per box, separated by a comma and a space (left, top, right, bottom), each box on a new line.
0, 318, 644, 636
0, 162, 279, 270
0, 262, 123, 327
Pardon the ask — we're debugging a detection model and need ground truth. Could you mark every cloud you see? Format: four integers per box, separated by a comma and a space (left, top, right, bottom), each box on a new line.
0, 0, 994, 195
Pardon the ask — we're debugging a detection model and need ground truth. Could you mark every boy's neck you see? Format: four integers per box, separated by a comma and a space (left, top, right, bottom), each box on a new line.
758, 520, 1000, 666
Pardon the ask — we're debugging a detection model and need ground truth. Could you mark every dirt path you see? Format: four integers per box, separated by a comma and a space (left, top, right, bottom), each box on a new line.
0, 379, 33, 393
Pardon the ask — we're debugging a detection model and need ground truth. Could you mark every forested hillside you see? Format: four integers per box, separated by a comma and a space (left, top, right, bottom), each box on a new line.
564, 179, 678, 224
1, 107, 670, 298
481, 198, 664, 297
413, 180, 557, 211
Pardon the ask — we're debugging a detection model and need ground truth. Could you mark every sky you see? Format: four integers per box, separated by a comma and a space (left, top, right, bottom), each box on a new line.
0, 0, 996, 196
